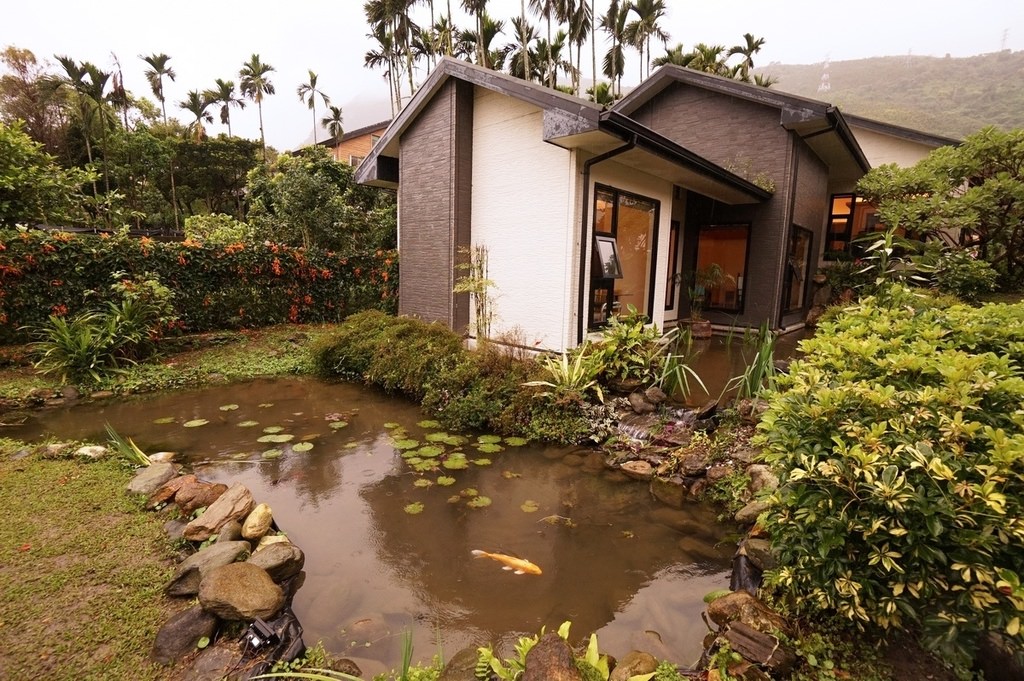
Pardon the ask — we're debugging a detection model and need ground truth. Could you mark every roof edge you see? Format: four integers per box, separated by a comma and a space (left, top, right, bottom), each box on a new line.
844, 113, 962, 148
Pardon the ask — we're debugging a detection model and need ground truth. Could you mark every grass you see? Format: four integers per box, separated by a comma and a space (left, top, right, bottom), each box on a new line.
0, 438, 178, 680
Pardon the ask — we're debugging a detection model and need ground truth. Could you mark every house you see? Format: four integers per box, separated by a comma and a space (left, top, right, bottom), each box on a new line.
355, 57, 956, 353
323, 120, 391, 166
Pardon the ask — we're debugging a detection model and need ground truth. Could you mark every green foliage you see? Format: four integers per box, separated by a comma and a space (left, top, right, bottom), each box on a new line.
524, 341, 606, 403
0, 120, 93, 227
0, 229, 397, 344
104, 423, 151, 466
183, 212, 251, 244
723, 323, 777, 400
594, 307, 667, 385
453, 244, 495, 341
656, 326, 706, 400
857, 126, 1024, 290
29, 311, 123, 384
917, 244, 999, 302
758, 287, 1024, 669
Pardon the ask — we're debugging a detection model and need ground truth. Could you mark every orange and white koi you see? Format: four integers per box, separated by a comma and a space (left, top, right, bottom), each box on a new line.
471, 549, 542, 575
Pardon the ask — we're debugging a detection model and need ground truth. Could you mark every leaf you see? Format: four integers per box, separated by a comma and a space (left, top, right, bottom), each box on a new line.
466, 496, 492, 508
418, 445, 444, 458
413, 478, 433, 488
703, 589, 732, 604
237, 420, 260, 427
502, 470, 522, 479
461, 488, 479, 497
442, 435, 467, 446
343, 442, 360, 449
329, 421, 349, 429
257, 434, 294, 443
183, 419, 209, 428
521, 500, 539, 513
261, 449, 283, 459
477, 434, 502, 444
292, 442, 314, 452
447, 495, 461, 504
476, 443, 504, 453
258, 403, 274, 408
393, 439, 420, 450
152, 416, 176, 424
417, 419, 441, 428
473, 458, 493, 466
442, 456, 469, 470
197, 636, 210, 649
437, 476, 456, 486
504, 437, 528, 447
425, 432, 450, 442
219, 404, 239, 411
262, 426, 284, 433
383, 422, 401, 429
404, 502, 425, 515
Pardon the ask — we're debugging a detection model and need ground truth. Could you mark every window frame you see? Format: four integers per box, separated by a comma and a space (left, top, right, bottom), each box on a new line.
693, 222, 752, 315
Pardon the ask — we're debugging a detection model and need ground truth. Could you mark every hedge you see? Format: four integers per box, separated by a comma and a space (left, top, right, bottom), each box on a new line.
0, 229, 397, 344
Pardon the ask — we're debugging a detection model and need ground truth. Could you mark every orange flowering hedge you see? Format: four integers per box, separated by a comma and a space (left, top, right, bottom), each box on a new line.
0, 230, 397, 344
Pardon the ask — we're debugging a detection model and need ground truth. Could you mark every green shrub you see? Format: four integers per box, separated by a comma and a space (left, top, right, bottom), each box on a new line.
758, 286, 1024, 669
183, 213, 251, 244
595, 309, 666, 385
930, 248, 999, 302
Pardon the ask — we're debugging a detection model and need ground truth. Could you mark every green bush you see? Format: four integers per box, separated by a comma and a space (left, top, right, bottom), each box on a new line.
758, 285, 1024, 668
183, 213, 251, 244
930, 248, 999, 302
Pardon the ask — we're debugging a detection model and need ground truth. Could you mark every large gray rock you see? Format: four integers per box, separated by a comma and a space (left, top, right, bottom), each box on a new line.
650, 475, 688, 508
734, 500, 770, 525
198, 562, 284, 621
166, 540, 252, 597
183, 483, 254, 542
439, 646, 483, 681
523, 632, 582, 681
740, 538, 776, 571
746, 465, 779, 495
246, 542, 305, 583
216, 519, 243, 543
151, 605, 217, 664
126, 463, 179, 496
706, 590, 790, 636
610, 650, 658, 681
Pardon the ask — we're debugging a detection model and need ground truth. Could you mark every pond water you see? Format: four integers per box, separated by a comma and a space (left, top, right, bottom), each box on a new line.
9, 377, 736, 676
682, 330, 805, 403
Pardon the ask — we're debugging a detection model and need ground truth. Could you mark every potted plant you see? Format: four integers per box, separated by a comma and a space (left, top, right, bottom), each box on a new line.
679, 263, 725, 339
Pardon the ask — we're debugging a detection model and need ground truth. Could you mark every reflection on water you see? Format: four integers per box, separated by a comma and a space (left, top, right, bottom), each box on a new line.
8, 378, 734, 676
682, 329, 805, 404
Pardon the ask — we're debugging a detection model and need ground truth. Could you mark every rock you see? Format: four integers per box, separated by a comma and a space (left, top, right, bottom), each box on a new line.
805, 305, 827, 327
731, 554, 763, 594
198, 562, 284, 621
650, 475, 688, 508
732, 447, 760, 465
610, 650, 658, 681
694, 399, 718, 421
177, 644, 243, 681
75, 445, 108, 459
60, 385, 80, 401
561, 453, 585, 467
89, 390, 115, 400
166, 540, 252, 597
650, 508, 703, 534
242, 503, 273, 540
216, 519, 243, 543
740, 538, 775, 571
708, 659, 771, 681
644, 386, 668, 405
147, 474, 198, 510
329, 659, 364, 678
736, 398, 769, 424
247, 542, 305, 583
256, 534, 291, 551
183, 483, 254, 541
149, 451, 177, 463
975, 631, 1024, 681
745, 465, 778, 495
177, 481, 229, 516
581, 452, 606, 474
722, 621, 796, 675
620, 460, 654, 481
735, 500, 770, 525
689, 478, 709, 498
523, 632, 583, 681
439, 646, 484, 681
706, 591, 791, 636
627, 391, 656, 414
679, 451, 708, 477
151, 605, 217, 664
126, 463, 180, 496
164, 519, 187, 542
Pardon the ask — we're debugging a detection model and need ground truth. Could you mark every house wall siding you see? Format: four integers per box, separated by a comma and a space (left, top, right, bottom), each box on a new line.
635, 83, 794, 327
330, 127, 388, 165
850, 126, 937, 168
782, 138, 830, 326
397, 79, 472, 328
471, 88, 577, 352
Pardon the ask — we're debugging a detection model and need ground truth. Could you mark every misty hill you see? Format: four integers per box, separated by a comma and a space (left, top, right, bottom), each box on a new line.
756, 50, 1024, 140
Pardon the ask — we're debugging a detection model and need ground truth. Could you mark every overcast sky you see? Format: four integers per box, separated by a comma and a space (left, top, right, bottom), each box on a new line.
5, 1, 1023, 149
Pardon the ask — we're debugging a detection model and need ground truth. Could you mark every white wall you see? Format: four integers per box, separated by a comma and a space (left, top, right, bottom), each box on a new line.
851, 126, 941, 168
471, 88, 578, 353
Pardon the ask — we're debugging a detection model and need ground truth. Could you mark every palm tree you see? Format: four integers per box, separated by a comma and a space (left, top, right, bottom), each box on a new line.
53, 56, 102, 199
599, 0, 628, 96
624, 0, 669, 79
204, 79, 246, 136
461, 0, 490, 66
565, 0, 592, 95
534, 30, 576, 88
586, 80, 617, 105
752, 73, 778, 88
653, 42, 689, 68
321, 105, 344, 145
503, 15, 540, 80
685, 43, 729, 76
365, 0, 418, 102
239, 53, 275, 162
528, 0, 557, 86
139, 53, 175, 124
729, 32, 766, 82
81, 62, 114, 196
179, 90, 213, 141
297, 70, 331, 145
365, 24, 402, 115
458, 12, 506, 69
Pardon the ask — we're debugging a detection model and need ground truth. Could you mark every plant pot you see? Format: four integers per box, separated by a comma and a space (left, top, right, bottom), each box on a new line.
679, 318, 713, 339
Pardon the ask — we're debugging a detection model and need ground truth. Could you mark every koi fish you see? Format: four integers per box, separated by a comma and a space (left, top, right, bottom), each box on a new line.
471, 549, 542, 575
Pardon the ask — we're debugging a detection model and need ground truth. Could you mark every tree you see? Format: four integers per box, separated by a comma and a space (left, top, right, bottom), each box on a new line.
458, 12, 506, 69
205, 78, 245, 136
239, 53, 275, 162
0, 47, 69, 157
565, 0, 593, 95
297, 70, 331, 145
528, 0, 557, 86
461, 0, 490, 67
179, 90, 213, 141
856, 126, 1024, 290
365, 23, 402, 115
729, 32, 765, 82
173, 135, 260, 218
0, 120, 92, 227
321, 105, 344, 145
624, 0, 669, 80
599, 0, 628, 95
139, 53, 175, 124
503, 15, 540, 81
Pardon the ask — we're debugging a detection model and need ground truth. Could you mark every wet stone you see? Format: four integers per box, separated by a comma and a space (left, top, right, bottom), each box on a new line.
735, 500, 770, 525
523, 632, 582, 681
126, 463, 180, 496
216, 519, 243, 543
746, 465, 778, 494
152, 605, 217, 664
706, 590, 791, 635
166, 540, 252, 597
147, 474, 197, 510
620, 460, 654, 481
177, 480, 229, 516
650, 475, 688, 508
741, 538, 776, 571
247, 542, 305, 583
198, 562, 284, 621
610, 650, 658, 681
242, 503, 273, 540
183, 482, 254, 542
439, 646, 481, 681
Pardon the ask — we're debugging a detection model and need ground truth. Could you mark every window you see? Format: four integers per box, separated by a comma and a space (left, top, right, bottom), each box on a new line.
371, 134, 381, 145
589, 185, 659, 328
349, 155, 365, 166
824, 194, 885, 259
665, 220, 680, 310
694, 224, 750, 313
782, 226, 813, 313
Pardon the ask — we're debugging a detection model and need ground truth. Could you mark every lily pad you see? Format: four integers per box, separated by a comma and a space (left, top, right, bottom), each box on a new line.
219, 404, 239, 411
417, 445, 444, 458
466, 496, 492, 509
504, 437, 529, 447
261, 449, 283, 459
413, 478, 433, 488
476, 443, 504, 454
521, 500, 539, 513
442, 456, 469, 470
447, 495, 461, 504
329, 421, 349, 430
257, 434, 294, 444
425, 432, 450, 442
404, 502, 425, 515
259, 403, 274, 408
473, 458, 493, 466
292, 442, 314, 452
442, 435, 467, 446
262, 426, 284, 434
502, 471, 522, 479
183, 419, 209, 428
383, 422, 401, 429
153, 416, 176, 424
703, 589, 732, 604
403, 456, 423, 464
237, 420, 260, 427
460, 488, 478, 497
417, 419, 441, 429
393, 439, 419, 450
412, 460, 438, 473
437, 476, 456, 486
477, 434, 502, 444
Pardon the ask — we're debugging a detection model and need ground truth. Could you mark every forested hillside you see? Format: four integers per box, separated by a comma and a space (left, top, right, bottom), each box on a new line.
757, 50, 1024, 139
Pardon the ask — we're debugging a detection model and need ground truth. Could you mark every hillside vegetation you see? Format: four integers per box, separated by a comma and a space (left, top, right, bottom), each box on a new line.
757, 50, 1024, 139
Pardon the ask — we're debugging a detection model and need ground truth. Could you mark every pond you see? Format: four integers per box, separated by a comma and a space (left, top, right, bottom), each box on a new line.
9, 377, 736, 677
